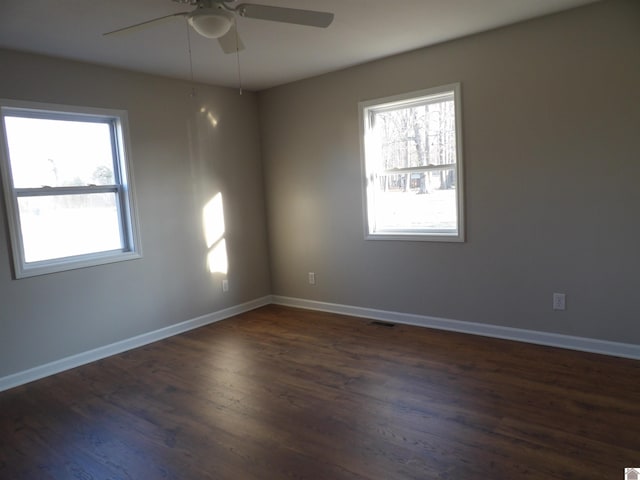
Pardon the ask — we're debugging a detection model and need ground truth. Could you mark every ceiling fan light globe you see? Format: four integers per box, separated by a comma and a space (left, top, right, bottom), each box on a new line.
188, 9, 233, 39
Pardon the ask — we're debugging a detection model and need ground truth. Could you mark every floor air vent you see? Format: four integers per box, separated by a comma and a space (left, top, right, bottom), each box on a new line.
370, 320, 396, 327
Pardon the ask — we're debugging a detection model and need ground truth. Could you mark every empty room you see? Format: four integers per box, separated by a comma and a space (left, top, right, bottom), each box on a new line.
0, 0, 639, 478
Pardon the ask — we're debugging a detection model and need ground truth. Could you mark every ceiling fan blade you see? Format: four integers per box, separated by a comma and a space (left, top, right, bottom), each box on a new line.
235, 4, 334, 28
103, 12, 188, 36
217, 25, 245, 54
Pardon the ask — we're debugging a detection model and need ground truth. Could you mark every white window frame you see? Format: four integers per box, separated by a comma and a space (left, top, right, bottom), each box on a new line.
359, 83, 465, 242
0, 99, 142, 278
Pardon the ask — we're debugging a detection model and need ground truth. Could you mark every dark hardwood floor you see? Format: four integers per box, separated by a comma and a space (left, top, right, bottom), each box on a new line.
1, 305, 638, 479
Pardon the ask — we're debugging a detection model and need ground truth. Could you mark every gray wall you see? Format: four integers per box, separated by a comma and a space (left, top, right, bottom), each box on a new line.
258, 0, 640, 344
0, 49, 271, 377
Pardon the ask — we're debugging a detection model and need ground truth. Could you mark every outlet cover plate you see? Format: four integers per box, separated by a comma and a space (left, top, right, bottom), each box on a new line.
553, 293, 566, 311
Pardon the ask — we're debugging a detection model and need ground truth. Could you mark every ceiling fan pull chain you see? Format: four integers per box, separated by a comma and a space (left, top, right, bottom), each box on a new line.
235, 21, 243, 95
185, 20, 197, 97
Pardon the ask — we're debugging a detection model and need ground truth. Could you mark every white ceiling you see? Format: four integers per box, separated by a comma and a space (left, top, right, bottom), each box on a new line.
0, 0, 599, 92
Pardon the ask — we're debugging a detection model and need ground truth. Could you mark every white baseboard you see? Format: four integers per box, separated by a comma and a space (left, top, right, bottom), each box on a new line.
2, 294, 637, 393
0, 296, 271, 393
271, 295, 640, 361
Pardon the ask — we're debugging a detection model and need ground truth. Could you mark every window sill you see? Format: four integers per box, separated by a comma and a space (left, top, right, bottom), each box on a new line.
15, 250, 142, 279
365, 231, 464, 243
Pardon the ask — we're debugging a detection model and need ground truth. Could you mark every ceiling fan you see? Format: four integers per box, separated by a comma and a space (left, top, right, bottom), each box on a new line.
103, 0, 335, 54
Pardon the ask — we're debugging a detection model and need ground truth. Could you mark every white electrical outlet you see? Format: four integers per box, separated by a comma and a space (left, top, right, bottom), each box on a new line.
222, 279, 229, 292
553, 293, 566, 311
308, 272, 316, 285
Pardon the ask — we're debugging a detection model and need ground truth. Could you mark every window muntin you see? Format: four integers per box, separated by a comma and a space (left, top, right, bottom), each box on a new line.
0, 100, 142, 277
360, 84, 464, 241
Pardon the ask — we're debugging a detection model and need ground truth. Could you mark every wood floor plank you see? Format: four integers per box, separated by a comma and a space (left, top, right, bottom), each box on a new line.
1, 305, 638, 479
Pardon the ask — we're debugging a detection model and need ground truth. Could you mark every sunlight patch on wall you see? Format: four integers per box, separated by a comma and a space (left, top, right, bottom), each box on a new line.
203, 192, 228, 274
203, 193, 225, 248
207, 238, 228, 274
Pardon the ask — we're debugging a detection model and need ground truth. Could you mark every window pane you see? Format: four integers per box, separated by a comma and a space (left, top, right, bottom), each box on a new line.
374, 99, 456, 170
17, 193, 123, 263
371, 98, 458, 232
361, 84, 463, 240
4, 116, 116, 188
375, 170, 457, 231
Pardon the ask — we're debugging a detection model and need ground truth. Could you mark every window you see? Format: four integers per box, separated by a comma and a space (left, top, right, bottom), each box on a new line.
359, 83, 464, 241
0, 99, 142, 278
